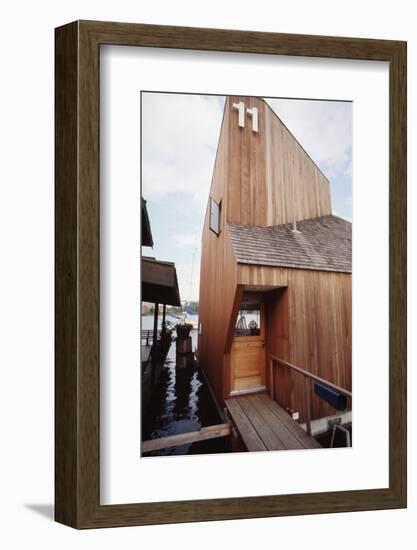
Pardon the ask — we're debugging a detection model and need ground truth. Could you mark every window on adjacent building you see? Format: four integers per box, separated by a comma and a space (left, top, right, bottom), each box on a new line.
209, 198, 221, 235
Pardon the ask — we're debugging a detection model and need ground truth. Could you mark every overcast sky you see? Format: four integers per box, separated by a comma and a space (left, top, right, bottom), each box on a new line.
141, 92, 352, 303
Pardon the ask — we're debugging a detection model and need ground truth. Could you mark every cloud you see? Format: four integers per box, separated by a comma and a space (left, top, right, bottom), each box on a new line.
172, 233, 200, 249
142, 93, 352, 300
265, 98, 352, 182
142, 93, 351, 208
142, 93, 225, 211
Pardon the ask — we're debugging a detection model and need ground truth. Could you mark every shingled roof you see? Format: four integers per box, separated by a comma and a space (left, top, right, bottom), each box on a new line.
227, 214, 351, 273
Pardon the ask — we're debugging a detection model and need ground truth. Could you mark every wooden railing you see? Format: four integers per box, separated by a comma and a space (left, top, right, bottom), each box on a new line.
269, 355, 352, 436
141, 329, 161, 346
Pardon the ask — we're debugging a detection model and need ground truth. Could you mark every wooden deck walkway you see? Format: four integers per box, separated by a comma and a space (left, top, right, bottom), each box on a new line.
225, 393, 321, 452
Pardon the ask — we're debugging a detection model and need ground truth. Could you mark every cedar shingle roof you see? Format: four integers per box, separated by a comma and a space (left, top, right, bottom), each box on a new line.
227, 215, 351, 273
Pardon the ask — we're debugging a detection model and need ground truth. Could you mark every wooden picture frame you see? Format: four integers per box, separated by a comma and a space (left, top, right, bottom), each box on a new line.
55, 20, 406, 528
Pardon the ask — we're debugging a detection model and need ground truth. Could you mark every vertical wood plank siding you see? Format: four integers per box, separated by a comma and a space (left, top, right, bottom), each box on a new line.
239, 266, 352, 420
226, 96, 331, 227
198, 101, 239, 400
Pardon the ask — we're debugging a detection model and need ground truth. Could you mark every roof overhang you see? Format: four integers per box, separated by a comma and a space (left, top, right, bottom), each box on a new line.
228, 215, 352, 274
141, 257, 181, 306
243, 284, 286, 293
141, 198, 154, 247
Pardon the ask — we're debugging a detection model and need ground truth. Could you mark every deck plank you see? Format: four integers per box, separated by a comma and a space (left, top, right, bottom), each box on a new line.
238, 397, 286, 450
256, 393, 322, 449
142, 423, 231, 453
249, 395, 305, 450
226, 393, 321, 452
225, 398, 267, 452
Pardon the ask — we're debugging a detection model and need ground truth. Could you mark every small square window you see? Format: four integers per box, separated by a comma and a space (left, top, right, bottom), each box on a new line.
209, 198, 221, 235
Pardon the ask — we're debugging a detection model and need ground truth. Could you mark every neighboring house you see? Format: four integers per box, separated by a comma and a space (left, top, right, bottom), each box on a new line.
141, 198, 181, 343
198, 96, 351, 422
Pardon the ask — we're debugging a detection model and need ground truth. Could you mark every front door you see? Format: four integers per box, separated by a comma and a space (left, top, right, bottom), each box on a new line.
230, 297, 266, 394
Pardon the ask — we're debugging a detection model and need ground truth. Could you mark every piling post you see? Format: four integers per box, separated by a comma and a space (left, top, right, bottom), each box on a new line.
162, 303, 166, 331
153, 302, 159, 345
305, 376, 312, 436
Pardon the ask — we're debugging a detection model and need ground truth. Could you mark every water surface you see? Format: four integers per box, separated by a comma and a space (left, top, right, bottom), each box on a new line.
141, 314, 230, 457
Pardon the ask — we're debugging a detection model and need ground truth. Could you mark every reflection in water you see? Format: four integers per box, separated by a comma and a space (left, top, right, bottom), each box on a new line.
141, 331, 230, 457
315, 424, 352, 448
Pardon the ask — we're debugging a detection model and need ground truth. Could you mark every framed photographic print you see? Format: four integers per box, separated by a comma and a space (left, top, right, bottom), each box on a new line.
55, 20, 406, 528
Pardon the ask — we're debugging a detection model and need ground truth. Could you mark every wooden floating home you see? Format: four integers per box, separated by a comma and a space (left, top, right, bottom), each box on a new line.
141, 198, 181, 360
198, 97, 352, 448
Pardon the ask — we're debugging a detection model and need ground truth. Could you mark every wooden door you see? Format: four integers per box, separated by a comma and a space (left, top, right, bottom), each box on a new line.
230, 298, 266, 393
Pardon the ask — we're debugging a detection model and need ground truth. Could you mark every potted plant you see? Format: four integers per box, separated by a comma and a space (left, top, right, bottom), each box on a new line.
175, 322, 193, 340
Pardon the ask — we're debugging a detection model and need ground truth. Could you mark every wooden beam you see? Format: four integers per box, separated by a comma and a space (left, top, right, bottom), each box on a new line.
269, 357, 274, 400
224, 284, 245, 353
152, 303, 159, 347
305, 377, 312, 436
141, 423, 231, 453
